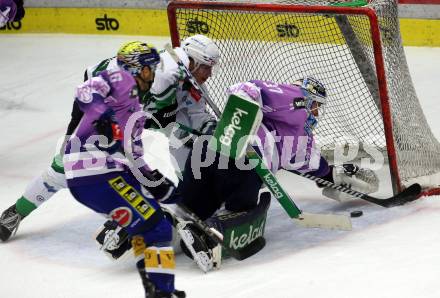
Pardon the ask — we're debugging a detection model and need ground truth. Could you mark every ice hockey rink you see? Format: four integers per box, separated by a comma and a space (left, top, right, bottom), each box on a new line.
1, 34, 440, 298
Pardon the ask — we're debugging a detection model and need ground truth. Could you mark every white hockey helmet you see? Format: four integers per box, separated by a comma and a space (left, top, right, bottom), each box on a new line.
181, 35, 220, 67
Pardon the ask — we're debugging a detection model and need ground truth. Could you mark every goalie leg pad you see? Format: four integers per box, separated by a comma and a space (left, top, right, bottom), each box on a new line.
206, 191, 271, 258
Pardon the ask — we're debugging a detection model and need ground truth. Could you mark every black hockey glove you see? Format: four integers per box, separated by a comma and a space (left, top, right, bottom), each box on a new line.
93, 108, 123, 154
142, 169, 176, 203
144, 101, 178, 129
315, 164, 360, 188
199, 120, 217, 136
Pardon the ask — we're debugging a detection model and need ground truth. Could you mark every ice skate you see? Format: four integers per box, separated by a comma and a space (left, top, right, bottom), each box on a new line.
0, 204, 23, 242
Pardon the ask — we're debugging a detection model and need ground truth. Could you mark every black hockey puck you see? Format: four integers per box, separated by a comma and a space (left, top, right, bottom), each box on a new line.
350, 210, 363, 217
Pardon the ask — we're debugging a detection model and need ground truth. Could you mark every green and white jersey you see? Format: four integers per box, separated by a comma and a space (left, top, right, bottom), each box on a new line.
150, 48, 215, 132
85, 57, 118, 80
148, 47, 216, 173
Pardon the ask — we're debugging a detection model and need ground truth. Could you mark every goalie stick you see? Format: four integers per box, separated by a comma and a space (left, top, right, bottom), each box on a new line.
164, 43, 352, 230
288, 170, 422, 208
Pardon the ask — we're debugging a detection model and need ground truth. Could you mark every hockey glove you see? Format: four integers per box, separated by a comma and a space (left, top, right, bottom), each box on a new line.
142, 169, 176, 203
172, 64, 187, 82
199, 120, 217, 136
93, 108, 123, 154
321, 164, 379, 202
144, 100, 178, 129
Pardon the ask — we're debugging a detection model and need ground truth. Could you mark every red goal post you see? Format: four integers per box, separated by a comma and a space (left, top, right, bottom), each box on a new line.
167, 0, 440, 197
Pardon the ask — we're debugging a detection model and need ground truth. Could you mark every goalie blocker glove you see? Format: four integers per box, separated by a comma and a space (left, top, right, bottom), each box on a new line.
319, 164, 379, 202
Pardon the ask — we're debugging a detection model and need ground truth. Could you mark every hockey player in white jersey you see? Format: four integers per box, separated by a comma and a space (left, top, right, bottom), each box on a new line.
144, 34, 219, 173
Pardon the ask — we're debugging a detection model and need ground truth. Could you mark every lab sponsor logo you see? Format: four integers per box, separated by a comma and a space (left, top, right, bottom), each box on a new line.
263, 172, 283, 199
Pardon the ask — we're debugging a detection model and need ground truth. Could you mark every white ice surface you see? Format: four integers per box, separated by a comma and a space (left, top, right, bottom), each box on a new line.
0, 35, 440, 298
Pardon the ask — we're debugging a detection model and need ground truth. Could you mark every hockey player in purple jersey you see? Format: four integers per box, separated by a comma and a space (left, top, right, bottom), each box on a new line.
0, 0, 24, 27
0, 42, 154, 243
177, 77, 378, 255
62, 42, 185, 298
187, 77, 378, 203
178, 78, 334, 222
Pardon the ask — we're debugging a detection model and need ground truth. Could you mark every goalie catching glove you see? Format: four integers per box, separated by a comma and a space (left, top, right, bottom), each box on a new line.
319, 164, 379, 202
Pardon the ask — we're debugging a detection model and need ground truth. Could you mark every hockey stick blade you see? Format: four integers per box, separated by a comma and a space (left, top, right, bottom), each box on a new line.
292, 170, 422, 208
294, 212, 352, 231
362, 183, 422, 208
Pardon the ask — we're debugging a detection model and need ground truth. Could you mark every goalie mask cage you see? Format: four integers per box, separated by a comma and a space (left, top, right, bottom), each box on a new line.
167, 0, 440, 196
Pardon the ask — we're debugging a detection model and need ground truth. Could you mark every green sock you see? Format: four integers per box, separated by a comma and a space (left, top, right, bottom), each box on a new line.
15, 197, 37, 217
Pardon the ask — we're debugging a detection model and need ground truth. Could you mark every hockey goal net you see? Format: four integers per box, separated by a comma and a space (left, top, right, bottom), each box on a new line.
167, 0, 440, 196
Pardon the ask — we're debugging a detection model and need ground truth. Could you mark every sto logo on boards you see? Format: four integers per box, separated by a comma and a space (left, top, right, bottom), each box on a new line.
95, 14, 119, 31
0, 21, 21, 31
186, 18, 209, 34
276, 23, 299, 38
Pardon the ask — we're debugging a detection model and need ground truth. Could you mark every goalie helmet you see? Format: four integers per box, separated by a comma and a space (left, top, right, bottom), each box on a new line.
293, 76, 327, 130
293, 76, 327, 104
117, 41, 160, 75
182, 35, 220, 67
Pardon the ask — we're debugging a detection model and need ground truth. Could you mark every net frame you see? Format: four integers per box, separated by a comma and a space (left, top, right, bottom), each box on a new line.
167, 0, 440, 196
